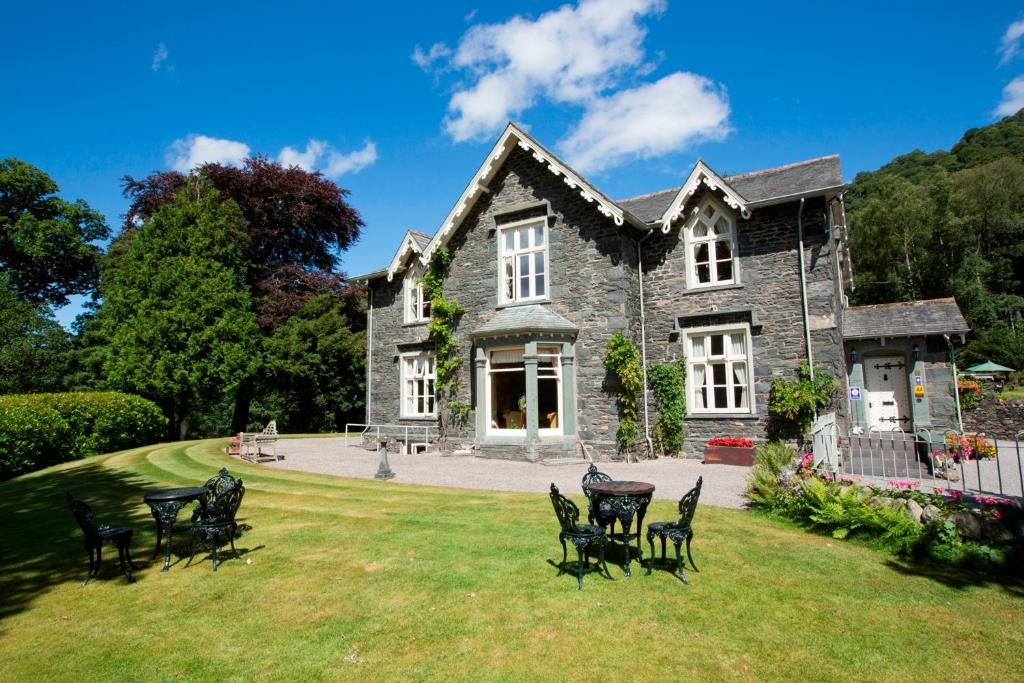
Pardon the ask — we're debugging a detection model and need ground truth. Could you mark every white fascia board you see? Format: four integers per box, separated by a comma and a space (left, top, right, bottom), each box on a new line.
659, 161, 751, 233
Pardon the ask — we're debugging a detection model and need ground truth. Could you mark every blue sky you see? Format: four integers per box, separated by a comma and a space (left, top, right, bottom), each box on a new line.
3, 1, 1024, 327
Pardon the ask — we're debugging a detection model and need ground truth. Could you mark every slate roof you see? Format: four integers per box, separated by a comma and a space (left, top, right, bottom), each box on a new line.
409, 230, 432, 251
842, 298, 970, 339
471, 305, 578, 339
618, 155, 844, 223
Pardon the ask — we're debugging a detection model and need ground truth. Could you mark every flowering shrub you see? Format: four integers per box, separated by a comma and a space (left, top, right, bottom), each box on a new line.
887, 480, 920, 491
707, 436, 754, 448
958, 378, 983, 411
943, 433, 997, 461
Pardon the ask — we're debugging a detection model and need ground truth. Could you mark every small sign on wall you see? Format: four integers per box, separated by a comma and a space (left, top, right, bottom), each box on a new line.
914, 375, 923, 386
914, 385, 925, 397
850, 386, 862, 401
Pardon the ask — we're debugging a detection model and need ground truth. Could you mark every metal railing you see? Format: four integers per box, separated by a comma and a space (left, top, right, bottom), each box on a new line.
344, 423, 436, 453
810, 428, 1024, 498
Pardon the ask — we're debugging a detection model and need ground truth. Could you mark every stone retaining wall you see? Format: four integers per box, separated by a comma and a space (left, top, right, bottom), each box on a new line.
962, 381, 1024, 438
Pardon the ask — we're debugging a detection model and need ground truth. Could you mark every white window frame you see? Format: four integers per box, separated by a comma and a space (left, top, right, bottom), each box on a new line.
403, 268, 430, 324
537, 344, 563, 436
486, 346, 527, 435
684, 196, 739, 289
400, 352, 436, 418
497, 218, 549, 305
685, 323, 755, 415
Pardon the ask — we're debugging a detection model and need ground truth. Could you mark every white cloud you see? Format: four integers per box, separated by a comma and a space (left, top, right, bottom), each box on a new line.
412, 42, 452, 71
438, 0, 666, 142
277, 139, 377, 177
416, 0, 731, 172
168, 134, 250, 172
325, 141, 378, 176
995, 75, 1024, 116
152, 42, 172, 72
998, 19, 1024, 65
560, 73, 731, 173
278, 139, 328, 171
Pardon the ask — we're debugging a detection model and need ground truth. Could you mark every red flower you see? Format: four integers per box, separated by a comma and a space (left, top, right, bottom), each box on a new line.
707, 437, 754, 448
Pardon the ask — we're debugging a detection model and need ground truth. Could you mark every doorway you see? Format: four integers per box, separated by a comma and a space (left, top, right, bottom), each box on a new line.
865, 355, 911, 431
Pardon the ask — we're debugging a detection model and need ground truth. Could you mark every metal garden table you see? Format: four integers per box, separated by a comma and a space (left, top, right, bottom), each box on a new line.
143, 486, 207, 571
586, 480, 654, 577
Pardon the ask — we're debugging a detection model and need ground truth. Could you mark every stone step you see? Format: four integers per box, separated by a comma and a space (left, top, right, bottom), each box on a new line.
540, 457, 589, 467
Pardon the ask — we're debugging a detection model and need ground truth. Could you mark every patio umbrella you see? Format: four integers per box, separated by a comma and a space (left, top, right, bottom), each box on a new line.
964, 360, 1015, 373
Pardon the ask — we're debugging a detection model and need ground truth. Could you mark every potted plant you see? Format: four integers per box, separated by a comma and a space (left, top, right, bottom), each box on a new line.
703, 436, 756, 466
226, 433, 241, 456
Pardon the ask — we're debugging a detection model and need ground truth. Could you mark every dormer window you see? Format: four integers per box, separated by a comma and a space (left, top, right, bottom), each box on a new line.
498, 220, 547, 304
404, 268, 430, 324
686, 198, 738, 288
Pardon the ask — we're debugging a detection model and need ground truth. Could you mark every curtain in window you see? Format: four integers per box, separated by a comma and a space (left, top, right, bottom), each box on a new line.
733, 362, 747, 409
692, 364, 706, 409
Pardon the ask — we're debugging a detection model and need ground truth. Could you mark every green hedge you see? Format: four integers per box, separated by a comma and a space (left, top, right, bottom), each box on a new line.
0, 392, 167, 479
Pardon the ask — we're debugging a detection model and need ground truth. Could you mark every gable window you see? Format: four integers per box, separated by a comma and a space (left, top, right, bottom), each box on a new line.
404, 269, 430, 323
498, 220, 547, 304
686, 325, 753, 414
686, 198, 737, 288
401, 353, 435, 417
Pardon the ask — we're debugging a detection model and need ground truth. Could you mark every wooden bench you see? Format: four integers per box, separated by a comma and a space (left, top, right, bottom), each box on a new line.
240, 421, 279, 462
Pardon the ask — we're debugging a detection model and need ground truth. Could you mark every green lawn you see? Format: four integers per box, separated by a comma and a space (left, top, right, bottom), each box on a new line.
1, 441, 1022, 681
1000, 386, 1024, 401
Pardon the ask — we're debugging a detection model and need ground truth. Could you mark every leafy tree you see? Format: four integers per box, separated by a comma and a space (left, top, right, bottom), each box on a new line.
0, 274, 72, 394
119, 157, 364, 430
0, 158, 108, 307
257, 294, 366, 432
101, 176, 260, 439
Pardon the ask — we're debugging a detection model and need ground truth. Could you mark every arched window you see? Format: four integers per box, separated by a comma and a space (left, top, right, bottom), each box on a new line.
685, 197, 738, 288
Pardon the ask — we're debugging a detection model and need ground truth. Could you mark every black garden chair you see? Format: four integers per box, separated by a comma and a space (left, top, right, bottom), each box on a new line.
581, 464, 617, 536
66, 492, 136, 585
549, 483, 611, 590
186, 474, 245, 571
645, 476, 703, 583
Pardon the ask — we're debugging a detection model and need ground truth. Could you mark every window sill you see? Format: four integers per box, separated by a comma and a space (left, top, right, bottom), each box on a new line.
682, 282, 744, 295
402, 321, 429, 328
496, 298, 551, 310
687, 412, 759, 420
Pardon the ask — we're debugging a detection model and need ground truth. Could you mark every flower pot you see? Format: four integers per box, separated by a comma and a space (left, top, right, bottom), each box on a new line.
703, 445, 755, 466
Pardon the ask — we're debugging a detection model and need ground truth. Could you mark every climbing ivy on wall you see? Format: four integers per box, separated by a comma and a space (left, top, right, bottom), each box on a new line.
768, 363, 836, 437
422, 249, 465, 446
604, 332, 642, 453
649, 358, 687, 455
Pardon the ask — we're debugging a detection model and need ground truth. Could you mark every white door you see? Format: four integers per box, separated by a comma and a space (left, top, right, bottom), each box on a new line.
865, 356, 911, 431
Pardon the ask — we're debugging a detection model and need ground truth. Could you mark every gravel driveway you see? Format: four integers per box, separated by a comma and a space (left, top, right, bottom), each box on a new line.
258, 437, 752, 509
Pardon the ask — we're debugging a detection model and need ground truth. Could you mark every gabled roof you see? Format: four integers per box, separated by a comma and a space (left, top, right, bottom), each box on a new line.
843, 298, 970, 340
471, 304, 578, 339
618, 155, 845, 227
656, 160, 752, 233
384, 229, 432, 282
419, 122, 646, 266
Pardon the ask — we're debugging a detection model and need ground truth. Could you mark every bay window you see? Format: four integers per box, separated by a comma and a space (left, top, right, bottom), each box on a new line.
686, 325, 753, 414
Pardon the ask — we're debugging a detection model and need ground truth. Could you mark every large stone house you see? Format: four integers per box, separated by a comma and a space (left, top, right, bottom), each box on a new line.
351, 123, 970, 460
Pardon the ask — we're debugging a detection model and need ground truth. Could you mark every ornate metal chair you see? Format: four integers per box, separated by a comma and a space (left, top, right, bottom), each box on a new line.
581, 464, 617, 535
549, 483, 611, 590
645, 476, 703, 583
186, 476, 245, 571
66, 492, 135, 585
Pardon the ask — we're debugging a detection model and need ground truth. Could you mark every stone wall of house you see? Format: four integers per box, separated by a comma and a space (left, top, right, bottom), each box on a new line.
366, 146, 639, 459
962, 382, 1024, 438
641, 194, 840, 457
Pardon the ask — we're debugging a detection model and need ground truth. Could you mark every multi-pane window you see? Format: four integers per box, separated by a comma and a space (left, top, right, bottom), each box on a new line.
499, 221, 547, 303
687, 199, 736, 287
687, 327, 753, 414
404, 270, 430, 323
401, 353, 435, 417
486, 345, 562, 433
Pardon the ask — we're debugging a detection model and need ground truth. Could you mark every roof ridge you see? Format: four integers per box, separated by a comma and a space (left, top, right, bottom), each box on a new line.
725, 154, 839, 181
617, 186, 681, 203
409, 229, 433, 238
848, 297, 958, 310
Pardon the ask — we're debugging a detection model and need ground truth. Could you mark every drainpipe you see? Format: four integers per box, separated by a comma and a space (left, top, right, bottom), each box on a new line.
366, 285, 373, 423
637, 229, 655, 457
797, 198, 814, 380
945, 334, 964, 432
